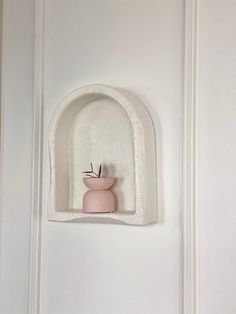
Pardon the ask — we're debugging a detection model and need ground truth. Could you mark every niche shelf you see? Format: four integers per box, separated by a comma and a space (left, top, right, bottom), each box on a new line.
48, 84, 157, 225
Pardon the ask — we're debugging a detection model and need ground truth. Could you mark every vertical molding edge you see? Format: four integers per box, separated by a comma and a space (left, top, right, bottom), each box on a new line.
183, 0, 198, 314
28, 0, 44, 313
0, 0, 4, 261
0, 0, 3, 212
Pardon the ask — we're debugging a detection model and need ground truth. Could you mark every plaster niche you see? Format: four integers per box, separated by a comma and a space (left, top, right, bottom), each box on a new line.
48, 84, 157, 225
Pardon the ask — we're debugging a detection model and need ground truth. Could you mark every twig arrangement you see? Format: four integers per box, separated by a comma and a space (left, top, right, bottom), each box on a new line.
82, 163, 102, 178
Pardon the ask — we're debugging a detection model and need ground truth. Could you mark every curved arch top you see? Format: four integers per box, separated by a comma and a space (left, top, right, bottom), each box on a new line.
48, 84, 157, 225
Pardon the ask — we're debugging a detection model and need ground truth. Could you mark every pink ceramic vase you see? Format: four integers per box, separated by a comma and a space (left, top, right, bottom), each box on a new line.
82, 177, 116, 213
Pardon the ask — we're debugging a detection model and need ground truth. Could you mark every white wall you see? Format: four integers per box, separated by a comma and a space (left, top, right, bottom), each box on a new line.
0, 0, 34, 313
41, 0, 183, 314
0, 1, 236, 314
197, 1, 236, 313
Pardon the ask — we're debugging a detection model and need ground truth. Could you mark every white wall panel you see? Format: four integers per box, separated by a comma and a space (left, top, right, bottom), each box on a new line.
41, 0, 184, 313
0, 1, 34, 313
197, 1, 236, 313
1, 1, 236, 314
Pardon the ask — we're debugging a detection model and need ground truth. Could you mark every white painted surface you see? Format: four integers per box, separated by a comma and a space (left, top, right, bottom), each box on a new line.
41, 0, 183, 313
48, 84, 157, 225
197, 1, 236, 313
0, 0, 236, 314
0, 0, 34, 313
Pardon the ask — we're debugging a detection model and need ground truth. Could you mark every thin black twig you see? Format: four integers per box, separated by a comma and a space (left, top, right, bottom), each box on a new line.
82, 163, 102, 178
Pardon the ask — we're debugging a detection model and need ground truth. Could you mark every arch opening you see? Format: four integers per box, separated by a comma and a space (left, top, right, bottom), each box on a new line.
48, 85, 157, 225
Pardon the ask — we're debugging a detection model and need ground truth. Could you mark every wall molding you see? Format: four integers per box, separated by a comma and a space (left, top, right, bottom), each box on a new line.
183, 0, 198, 313
0, 0, 4, 277
0, 0, 3, 219
28, 0, 45, 313
28, 0, 199, 313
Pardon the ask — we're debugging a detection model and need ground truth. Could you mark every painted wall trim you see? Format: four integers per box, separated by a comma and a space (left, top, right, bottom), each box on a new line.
28, 0, 45, 313
27, 0, 199, 313
0, 0, 3, 231
0, 0, 4, 279
183, 0, 198, 313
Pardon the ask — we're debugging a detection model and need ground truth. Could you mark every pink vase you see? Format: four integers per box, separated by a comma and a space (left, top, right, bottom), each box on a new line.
82, 177, 116, 213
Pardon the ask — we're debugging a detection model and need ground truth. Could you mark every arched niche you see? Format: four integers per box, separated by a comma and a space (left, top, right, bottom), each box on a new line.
48, 84, 157, 225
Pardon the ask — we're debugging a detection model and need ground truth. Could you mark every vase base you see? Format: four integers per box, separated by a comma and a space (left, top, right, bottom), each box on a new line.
82, 190, 116, 214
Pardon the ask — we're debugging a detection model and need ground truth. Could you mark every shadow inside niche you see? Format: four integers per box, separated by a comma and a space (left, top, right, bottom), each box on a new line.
102, 163, 128, 212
